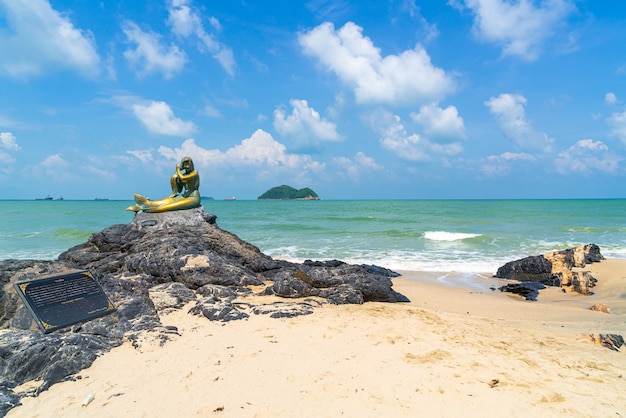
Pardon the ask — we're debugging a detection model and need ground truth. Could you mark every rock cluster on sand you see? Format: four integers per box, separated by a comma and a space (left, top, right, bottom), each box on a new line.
495, 244, 604, 300
0, 207, 405, 415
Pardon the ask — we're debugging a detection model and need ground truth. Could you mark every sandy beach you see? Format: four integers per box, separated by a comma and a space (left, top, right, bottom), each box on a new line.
7, 260, 626, 417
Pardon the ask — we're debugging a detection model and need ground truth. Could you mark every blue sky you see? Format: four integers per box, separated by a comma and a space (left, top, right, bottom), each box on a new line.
1, 0, 626, 200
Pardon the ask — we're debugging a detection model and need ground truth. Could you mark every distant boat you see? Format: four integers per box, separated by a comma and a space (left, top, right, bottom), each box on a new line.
224, 196, 236, 201
95, 198, 109, 201
35, 195, 53, 201
57, 196, 64, 201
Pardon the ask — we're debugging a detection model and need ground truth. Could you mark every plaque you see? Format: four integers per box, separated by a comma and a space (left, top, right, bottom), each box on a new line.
14, 270, 115, 334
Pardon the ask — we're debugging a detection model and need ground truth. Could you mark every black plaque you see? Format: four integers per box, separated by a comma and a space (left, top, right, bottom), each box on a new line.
14, 270, 115, 334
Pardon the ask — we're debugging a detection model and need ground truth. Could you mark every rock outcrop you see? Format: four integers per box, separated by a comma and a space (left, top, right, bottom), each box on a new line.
495, 244, 604, 299
585, 333, 625, 352
0, 207, 405, 415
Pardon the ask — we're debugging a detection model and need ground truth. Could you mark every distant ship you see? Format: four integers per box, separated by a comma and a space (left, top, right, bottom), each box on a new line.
35, 195, 53, 200
224, 196, 236, 201
57, 196, 64, 201
95, 198, 109, 201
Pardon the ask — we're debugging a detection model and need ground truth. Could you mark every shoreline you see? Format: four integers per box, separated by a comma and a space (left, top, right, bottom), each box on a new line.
7, 259, 626, 417
395, 260, 626, 329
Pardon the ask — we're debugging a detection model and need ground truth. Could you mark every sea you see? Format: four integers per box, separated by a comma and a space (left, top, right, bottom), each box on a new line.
1, 199, 625, 276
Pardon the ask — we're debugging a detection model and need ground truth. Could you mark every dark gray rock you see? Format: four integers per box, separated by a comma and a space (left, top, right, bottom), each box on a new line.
581, 244, 604, 263
495, 244, 604, 299
188, 298, 249, 321
495, 255, 555, 282
249, 301, 318, 318
588, 334, 625, 352
149, 282, 197, 313
0, 207, 405, 415
498, 281, 546, 301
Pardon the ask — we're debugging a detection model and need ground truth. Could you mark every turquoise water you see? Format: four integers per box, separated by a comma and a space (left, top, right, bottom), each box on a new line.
1, 199, 625, 274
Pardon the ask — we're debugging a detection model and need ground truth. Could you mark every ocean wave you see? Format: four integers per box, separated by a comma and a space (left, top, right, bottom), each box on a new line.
602, 247, 626, 258
53, 228, 93, 239
423, 231, 482, 242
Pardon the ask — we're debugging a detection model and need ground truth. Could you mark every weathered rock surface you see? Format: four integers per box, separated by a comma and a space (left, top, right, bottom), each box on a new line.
496, 244, 604, 298
498, 281, 546, 301
0, 207, 405, 415
587, 303, 611, 314
585, 333, 625, 352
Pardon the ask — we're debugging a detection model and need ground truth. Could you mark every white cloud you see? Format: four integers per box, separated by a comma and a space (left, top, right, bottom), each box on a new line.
0, 152, 14, 164
0, 132, 19, 151
131, 101, 196, 136
0, 0, 100, 78
126, 150, 154, 163
331, 152, 384, 181
155, 130, 325, 180
122, 20, 187, 79
0, 131, 17, 165
485, 93, 554, 151
465, 0, 575, 61
167, 0, 236, 76
605, 92, 618, 105
481, 151, 536, 175
462, 0, 575, 61
40, 154, 68, 169
410, 103, 466, 139
608, 110, 626, 144
299, 21, 454, 104
555, 139, 620, 174
34, 153, 79, 182
273, 99, 343, 147
85, 165, 117, 182
371, 111, 463, 161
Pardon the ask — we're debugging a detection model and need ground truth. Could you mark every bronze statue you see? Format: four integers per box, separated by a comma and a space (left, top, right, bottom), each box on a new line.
126, 157, 201, 213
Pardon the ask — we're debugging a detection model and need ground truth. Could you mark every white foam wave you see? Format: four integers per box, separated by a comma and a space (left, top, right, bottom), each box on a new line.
602, 247, 626, 259
423, 231, 482, 242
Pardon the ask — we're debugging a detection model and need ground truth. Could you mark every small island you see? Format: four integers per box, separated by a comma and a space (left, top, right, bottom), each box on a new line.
257, 185, 320, 200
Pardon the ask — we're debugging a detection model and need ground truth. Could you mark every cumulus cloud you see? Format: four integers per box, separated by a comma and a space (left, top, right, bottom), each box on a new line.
371, 111, 463, 161
123, 20, 187, 79
157, 130, 324, 173
0, 132, 19, 151
0, 0, 100, 78
481, 151, 536, 175
485, 93, 554, 151
555, 139, 620, 174
298, 21, 454, 104
40, 154, 68, 170
33, 153, 80, 182
274, 99, 343, 148
461, 0, 575, 61
605, 92, 618, 105
331, 152, 384, 181
167, 0, 236, 75
131, 100, 196, 136
0, 132, 18, 164
608, 110, 626, 144
410, 103, 466, 139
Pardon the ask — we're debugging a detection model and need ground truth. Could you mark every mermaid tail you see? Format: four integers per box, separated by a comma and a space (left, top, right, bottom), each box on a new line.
134, 194, 149, 204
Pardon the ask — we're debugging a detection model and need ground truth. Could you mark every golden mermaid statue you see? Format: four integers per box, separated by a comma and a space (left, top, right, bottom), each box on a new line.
126, 157, 201, 213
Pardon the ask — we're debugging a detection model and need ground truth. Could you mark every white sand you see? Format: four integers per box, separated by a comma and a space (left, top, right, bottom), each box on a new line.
7, 260, 626, 417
